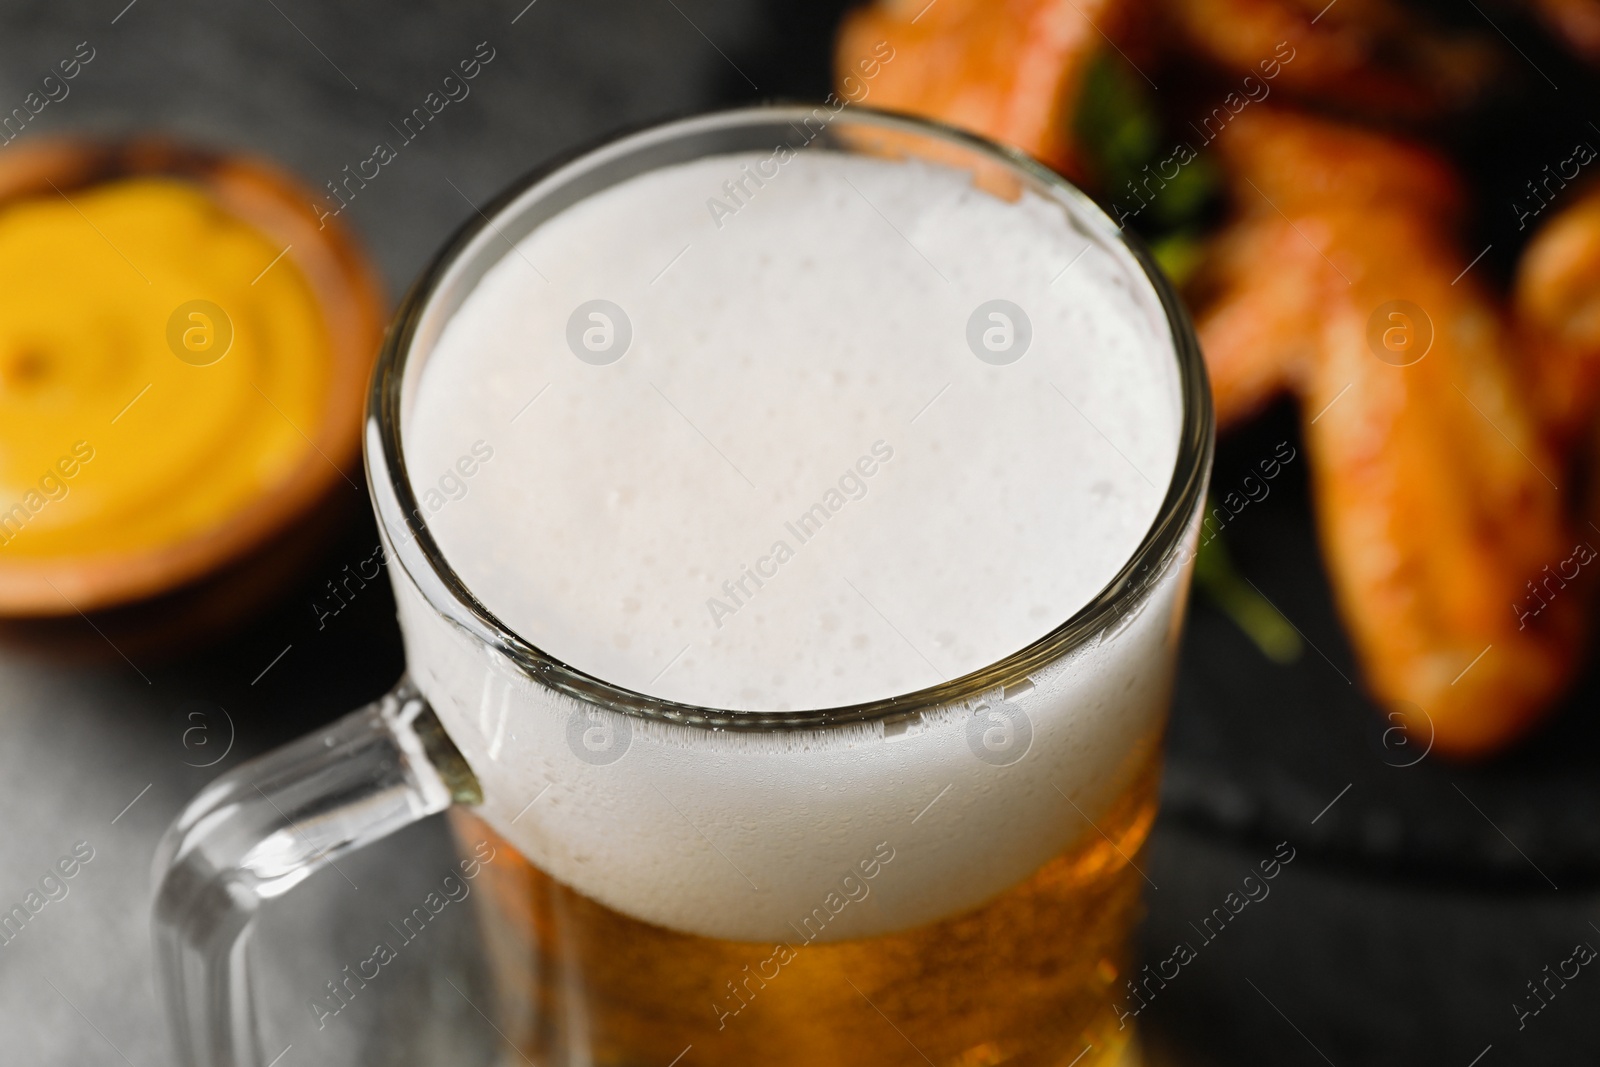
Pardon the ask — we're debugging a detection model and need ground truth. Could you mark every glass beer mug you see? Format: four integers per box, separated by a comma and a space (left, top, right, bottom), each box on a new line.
153, 105, 1212, 1067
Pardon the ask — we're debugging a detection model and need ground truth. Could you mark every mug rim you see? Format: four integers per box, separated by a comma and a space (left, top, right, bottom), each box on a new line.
365, 102, 1215, 732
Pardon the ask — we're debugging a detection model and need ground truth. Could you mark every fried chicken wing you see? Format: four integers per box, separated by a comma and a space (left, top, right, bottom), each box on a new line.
834, 0, 1125, 180
1194, 116, 1462, 428
1533, 0, 1600, 63
1203, 109, 1583, 757
1514, 184, 1600, 442
1161, 0, 1501, 122
1188, 214, 1320, 425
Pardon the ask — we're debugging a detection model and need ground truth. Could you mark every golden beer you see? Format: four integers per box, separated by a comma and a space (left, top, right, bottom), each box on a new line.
453, 749, 1158, 1067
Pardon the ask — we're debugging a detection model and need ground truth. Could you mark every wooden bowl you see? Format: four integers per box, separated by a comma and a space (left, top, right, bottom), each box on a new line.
0, 140, 385, 617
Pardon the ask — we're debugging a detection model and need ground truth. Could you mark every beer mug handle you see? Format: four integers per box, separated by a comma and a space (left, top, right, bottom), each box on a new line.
151, 679, 480, 1067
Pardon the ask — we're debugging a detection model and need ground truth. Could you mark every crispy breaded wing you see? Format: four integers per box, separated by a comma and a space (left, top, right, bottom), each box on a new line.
1160, 0, 1500, 121
1532, 0, 1600, 63
1514, 185, 1600, 441
1207, 109, 1583, 756
1193, 114, 1462, 427
1192, 214, 1326, 426
835, 0, 1123, 179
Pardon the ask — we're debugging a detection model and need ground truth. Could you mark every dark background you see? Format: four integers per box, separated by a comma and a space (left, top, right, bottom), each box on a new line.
0, 0, 1595, 1063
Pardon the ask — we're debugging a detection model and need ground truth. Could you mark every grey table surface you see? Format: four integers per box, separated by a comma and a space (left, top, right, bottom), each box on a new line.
0, 1, 1596, 1064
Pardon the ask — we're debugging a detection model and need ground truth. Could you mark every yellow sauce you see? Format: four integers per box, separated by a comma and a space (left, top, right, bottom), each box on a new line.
0, 177, 330, 559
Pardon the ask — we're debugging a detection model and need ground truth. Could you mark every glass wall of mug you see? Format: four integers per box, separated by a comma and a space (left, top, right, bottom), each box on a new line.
375, 107, 1211, 1067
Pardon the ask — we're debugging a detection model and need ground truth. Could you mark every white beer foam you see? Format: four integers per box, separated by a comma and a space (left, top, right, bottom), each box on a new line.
396, 151, 1188, 940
